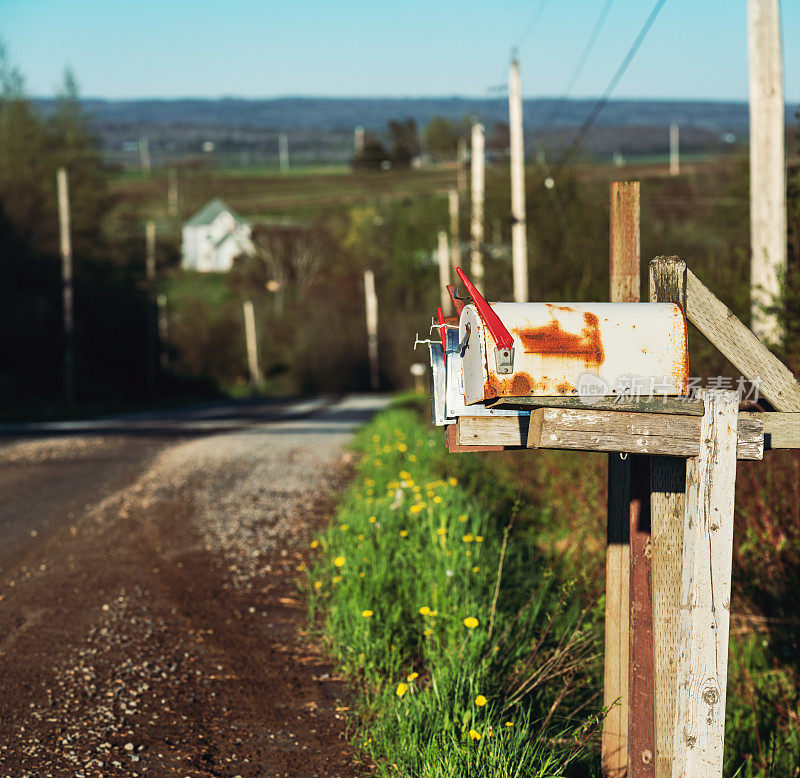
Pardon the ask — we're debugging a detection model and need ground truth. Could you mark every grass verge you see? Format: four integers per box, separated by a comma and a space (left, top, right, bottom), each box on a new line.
307, 400, 602, 777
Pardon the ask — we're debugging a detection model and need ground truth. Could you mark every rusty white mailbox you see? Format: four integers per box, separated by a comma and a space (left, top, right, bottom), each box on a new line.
452, 268, 688, 406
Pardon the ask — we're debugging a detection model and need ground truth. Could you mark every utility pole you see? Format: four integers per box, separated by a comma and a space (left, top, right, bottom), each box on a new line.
145, 221, 156, 283
242, 300, 263, 388
448, 188, 460, 280
456, 137, 468, 194
437, 230, 451, 313
470, 122, 485, 294
279, 132, 289, 172
139, 136, 151, 176
354, 126, 365, 155
364, 270, 379, 390
168, 168, 178, 217
57, 167, 75, 406
669, 123, 679, 176
748, 0, 785, 343
509, 57, 528, 302
145, 221, 157, 395
157, 293, 170, 370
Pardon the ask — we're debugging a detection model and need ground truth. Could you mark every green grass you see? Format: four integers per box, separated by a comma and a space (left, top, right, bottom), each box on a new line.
307, 400, 602, 777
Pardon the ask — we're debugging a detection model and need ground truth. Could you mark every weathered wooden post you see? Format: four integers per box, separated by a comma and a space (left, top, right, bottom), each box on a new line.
649, 257, 687, 777
673, 388, 739, 775
603, 181, 645, 776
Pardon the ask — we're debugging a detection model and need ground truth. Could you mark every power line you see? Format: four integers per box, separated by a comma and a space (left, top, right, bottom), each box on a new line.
543, 0, 616, 128
512, 0, 550, 53
554, 0, 667, 173
488, 0, 550, 93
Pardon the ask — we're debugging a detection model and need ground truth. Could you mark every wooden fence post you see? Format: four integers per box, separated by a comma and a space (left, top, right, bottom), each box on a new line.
673, 389, 739, 777
603, 181, 640, 775
649, 256, 687, 777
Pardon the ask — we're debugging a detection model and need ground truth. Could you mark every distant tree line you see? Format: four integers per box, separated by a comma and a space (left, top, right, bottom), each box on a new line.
352, 115, 511, 170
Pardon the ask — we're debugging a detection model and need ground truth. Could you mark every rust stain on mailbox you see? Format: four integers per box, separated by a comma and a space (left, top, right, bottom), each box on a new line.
513, 311, 605, 367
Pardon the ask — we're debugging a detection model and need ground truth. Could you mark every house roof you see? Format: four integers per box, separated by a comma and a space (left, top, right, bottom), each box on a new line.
185, 198, 244, 227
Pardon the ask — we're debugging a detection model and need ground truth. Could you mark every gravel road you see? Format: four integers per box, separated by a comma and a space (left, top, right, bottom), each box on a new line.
0, 395, 387, 777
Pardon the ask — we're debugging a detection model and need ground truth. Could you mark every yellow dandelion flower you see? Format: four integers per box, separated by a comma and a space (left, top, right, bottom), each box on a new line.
472, 566, 480, 573
463, 616, 479, 629
412, 485, 421, 494
448, 477, 458, 487
436, 527, 447, 536
296, 562, 306, 571
407, 480, 416, 488
361, 609, 373, 618
476, 536, 484, 543
310, 539, 319, 549
313, 581, 322, 589
399, 470, 412, 480
332, 575, 343, 583
340, 524, 349, 531
371, 434, 380, 443
423, 628, 433, 636
475, 695, 487, 707
397, 443, 407, 452
406, 672, 419, 682
505, 721, 514, 727
462, 534, 474, 543
333, 555, 345, 567
365, 478, 375, 486
396, 682, 409, 698
419, 605, 431, 616
400, 529, 408, 537
458, 514, 468, 522
369, 516, 377, 523
366, 488, 374, 495
409, 454, 417, 462
465, 550, 471, 557
426, 490, 435, 498
359, 572, 365, 578
366, 497, 374, 504
433, 495, 443, 504
469, 729, 481, 741
357, 534, 364, 541
373, 459, 382, 467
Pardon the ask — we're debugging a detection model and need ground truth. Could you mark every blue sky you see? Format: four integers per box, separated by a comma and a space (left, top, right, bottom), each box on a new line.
3, 0, 798, 101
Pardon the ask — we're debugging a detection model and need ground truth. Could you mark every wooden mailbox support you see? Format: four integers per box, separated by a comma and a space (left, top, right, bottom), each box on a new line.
445, 249, 800, 773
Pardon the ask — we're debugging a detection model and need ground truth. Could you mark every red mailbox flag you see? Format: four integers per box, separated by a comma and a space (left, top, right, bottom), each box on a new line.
455, 267, 514, 350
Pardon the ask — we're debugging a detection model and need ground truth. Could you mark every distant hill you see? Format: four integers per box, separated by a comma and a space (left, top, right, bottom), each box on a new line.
31, 97, 798, 168
35, 95, 795, 133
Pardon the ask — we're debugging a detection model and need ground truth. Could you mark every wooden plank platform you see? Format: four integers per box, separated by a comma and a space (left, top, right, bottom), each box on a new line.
456, 408, 764, 460
487, 395, 704, 416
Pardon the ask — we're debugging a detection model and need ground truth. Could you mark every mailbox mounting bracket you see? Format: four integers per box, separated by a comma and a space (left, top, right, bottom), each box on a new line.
494, 346, 514, 374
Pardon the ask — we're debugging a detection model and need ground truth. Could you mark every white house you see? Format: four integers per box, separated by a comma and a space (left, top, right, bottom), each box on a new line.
181, 198, 255, 272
